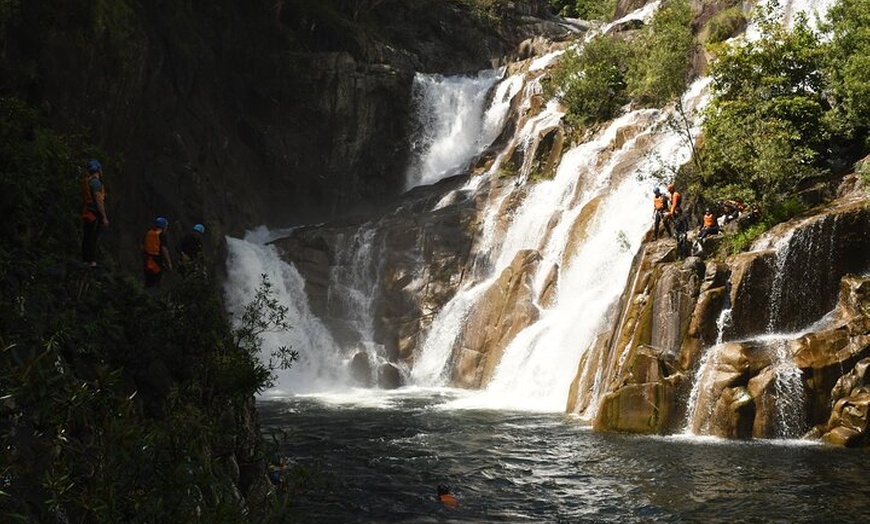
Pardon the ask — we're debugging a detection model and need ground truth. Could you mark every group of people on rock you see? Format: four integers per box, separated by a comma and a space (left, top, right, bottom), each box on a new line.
80, 159, 206, 289
652, 182, 747, 247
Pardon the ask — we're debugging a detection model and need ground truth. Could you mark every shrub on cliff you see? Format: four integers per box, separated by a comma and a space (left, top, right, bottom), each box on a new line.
548, 34, 632, 127
546, 0, 616, 21
627, 0, 694, 106
548, 0, 694, 128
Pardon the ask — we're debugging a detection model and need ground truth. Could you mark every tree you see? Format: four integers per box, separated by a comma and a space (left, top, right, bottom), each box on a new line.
695, 8, 828, 210
549, 34, 632, 127
823, 0, 870, 141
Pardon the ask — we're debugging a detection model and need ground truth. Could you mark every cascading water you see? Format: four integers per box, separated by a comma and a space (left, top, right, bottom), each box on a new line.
412, 72, 708, 413
224, 231, 345, 395
680, 0, 839, 439
225, 0, 840, 421
404, 69, 508, 190
225, 3, 709, 412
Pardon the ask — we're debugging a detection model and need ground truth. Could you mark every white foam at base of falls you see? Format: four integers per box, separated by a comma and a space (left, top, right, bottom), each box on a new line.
224, 234, 347, 396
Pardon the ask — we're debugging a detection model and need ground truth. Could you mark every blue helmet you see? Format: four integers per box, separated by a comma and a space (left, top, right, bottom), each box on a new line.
193, 223, 205, 233
86, 159, 102, 172
155, 216, 169, 228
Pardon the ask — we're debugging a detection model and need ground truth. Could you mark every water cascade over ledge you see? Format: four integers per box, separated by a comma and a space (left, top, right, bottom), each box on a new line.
224, 0, 870, 444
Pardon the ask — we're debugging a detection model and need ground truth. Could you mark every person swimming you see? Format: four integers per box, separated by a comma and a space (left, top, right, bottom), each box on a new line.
437, 484, 458, 509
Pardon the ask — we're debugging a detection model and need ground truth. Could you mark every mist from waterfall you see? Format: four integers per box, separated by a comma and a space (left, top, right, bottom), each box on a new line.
224, 231, 346, 395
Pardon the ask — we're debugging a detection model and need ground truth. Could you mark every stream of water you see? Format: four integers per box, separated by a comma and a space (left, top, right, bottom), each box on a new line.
259, 391, 869, 524
223, 3, 865, 520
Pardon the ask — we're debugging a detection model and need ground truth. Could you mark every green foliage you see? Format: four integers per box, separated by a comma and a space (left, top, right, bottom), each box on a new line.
0, 98, 82, 273
822, 0, 870, 139
700, 6, 747, 45
720, 222, 767, 255
548, 35, 632, 127
232, 274, 300, 393
694, 7, 829, 211
549, 0, 695, 127
0, 98, 295, 522
546, 0, 616, 21
627, 0, 694, 106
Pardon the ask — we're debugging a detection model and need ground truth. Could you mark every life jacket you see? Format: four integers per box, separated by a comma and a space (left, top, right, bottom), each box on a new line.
81, 174, 104, 221
143, 228, 163, 274
703, 213, 716, 228
438, 493, 458, 509
670, 191, 682, 215
653, 194, 667, 211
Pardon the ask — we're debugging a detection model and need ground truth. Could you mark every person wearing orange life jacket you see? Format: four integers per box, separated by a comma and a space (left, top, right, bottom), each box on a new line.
652, 187, 671, 239
698, 208, 720, 241
436, 484, 458, 510
81, 159, 109, 267
143, 216, 173, 288
664, 183, 686, 237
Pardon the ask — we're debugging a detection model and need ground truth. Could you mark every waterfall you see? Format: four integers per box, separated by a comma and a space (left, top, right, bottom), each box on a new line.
680, 0, 838, 439
413, 69, 706, 412
404, 69, 508, 190
224, 232, 346, 395
224, 0, 840, 417
325, 226, 383, 351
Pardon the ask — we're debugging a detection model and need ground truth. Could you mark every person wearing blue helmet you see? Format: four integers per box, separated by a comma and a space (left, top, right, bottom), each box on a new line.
177, 223, 206, 276
81, 159, 108, 267
143, 216, 173, 288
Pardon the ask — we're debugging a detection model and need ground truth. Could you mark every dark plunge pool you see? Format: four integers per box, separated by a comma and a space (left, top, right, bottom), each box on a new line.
258, 388, 869, 523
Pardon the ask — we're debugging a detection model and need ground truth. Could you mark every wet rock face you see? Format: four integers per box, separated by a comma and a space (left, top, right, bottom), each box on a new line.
588, 184, 870, 445
452, 249, 542, 388
727, 203, 870, 339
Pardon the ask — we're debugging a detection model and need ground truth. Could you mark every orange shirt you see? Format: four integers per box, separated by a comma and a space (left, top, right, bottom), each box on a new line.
669, 191, 682, 215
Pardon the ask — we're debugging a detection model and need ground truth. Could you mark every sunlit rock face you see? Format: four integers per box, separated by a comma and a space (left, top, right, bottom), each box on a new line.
587, 178, 870, 444
452, 249, 543, 388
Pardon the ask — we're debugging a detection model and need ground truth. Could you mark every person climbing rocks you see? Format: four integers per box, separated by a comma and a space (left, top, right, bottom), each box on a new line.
697, 208, 720, 241
143, 216, 172, 288
436, 484, 458, 509
177, 223, 205, 276
81, 159, 108, 267
721, 199, 746, 224
652, 187, 670, 239
665, 183, 687, 236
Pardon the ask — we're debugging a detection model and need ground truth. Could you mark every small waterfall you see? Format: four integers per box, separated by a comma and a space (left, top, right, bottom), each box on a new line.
326, 226, 383, 351
404, 69, 506, 190
224, 233, 345, 395
769, 338, 807, 438
680, 0, 838, 439
683, 307, 731, 434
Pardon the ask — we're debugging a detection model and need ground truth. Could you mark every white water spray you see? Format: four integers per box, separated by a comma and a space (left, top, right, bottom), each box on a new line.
404, 69, 506, 190
224, 233, 347, 395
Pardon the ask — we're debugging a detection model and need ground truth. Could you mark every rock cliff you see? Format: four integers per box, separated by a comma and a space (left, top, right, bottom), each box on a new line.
0, 0, 571, 270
